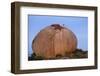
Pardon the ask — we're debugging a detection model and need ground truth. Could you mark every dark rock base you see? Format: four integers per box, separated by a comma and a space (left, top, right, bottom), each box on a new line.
28, 49, 88, 61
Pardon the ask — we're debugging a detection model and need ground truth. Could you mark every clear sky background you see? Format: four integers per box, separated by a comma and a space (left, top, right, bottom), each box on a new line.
28, 15, 88, 57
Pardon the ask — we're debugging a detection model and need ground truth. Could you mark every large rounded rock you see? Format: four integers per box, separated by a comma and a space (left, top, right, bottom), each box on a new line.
32, 24, 77, 59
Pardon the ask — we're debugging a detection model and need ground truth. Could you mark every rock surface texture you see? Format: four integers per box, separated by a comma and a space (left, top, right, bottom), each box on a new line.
32, 24, 77, 59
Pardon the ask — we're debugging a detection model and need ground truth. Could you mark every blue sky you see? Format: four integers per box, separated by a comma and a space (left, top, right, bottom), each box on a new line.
28, 15, 88, 57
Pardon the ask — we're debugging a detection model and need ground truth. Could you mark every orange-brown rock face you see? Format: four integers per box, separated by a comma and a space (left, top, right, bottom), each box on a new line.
32, 24, 77, 59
